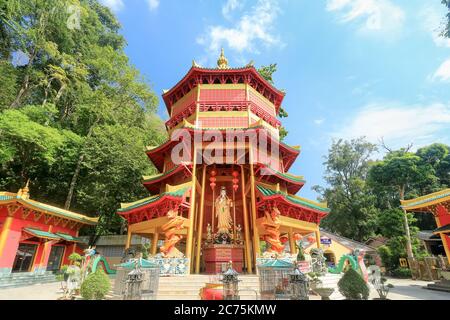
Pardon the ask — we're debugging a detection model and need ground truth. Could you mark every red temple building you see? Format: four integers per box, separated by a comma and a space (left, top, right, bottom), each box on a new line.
117, 50, 330, 274
0, 182, 97, 277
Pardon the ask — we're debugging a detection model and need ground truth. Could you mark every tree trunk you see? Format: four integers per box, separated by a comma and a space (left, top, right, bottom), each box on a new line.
64, 117, 100, 210
10, 49, 36, 108
399, 185, 414, 259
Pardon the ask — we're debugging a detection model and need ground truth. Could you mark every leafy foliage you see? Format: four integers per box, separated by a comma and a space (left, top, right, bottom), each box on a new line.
80, 269, 111, 300
0, 0, 166, 234
337, 268, 369, 300
257, 63, 289, 140
313, 138, 379, 241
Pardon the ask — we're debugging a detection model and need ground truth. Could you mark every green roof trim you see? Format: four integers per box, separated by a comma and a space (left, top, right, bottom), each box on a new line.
262, 166, 305, 184
24, 228, 61, 240
142, 166, 180, 183
21, 198, 98, 225
0, 195, 14, 201
118, 187, 189, 212
433, 224, 450, 234
116, 259, 159, 269
258, 259, 294, 268
55, 233, 85, 243
401, 191, 450, 209
257, 185, 330, 213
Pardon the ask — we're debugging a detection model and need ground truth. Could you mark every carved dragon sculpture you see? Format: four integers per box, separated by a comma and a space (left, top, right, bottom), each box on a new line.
262, 207, 285, 255
160, 208, 185, 258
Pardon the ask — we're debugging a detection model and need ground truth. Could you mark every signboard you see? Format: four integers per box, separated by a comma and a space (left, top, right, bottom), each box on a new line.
320, 237, 332, 245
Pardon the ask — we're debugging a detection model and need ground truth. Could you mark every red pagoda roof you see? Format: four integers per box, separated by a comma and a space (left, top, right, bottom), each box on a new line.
145, 127, 300, 172
162, 66, 285, 114
256, 185, 329, 224
142, 164, 193, 194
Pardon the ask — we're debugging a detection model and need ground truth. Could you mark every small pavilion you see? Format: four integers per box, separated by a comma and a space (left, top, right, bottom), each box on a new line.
0, 182, 98, 276
401, 189, 450, 264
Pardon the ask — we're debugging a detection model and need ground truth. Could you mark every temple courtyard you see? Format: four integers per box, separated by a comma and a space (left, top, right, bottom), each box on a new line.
0, 277, 449, 300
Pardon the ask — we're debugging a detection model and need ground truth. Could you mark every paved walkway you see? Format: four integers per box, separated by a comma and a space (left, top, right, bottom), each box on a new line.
0, 277, 449, 300
370, 277, 450, 300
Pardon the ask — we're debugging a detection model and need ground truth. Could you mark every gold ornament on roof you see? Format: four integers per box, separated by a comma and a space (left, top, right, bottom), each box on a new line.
17, 179, 30, 200
217, 48, 230, 69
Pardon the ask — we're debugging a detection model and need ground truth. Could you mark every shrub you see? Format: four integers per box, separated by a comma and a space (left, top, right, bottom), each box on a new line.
390, 267, 411, 278
69, 253, 82, 263
80, 269, 111, 300
338, 268, 369, 300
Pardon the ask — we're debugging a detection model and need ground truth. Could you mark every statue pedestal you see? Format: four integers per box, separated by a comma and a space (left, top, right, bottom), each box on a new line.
203, 244, 244, 274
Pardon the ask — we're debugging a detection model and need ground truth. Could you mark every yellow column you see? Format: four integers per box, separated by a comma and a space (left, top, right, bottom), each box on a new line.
315, 229, 321, 249
241, 166, 252, 273
151, 232, 159, 256
0, 217, 13, 259
125, 227, 132, 249
195, 165, 207, 273
185, 146, 198, 273
249, 148, 260, 262
289, 228, 296, 254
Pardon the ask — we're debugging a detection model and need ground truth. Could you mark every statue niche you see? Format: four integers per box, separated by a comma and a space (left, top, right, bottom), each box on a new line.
214, 186, 233, 244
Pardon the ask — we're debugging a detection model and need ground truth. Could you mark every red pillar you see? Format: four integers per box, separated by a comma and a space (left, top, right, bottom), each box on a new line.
0, 217, 21, 274
436, 205, 450, 264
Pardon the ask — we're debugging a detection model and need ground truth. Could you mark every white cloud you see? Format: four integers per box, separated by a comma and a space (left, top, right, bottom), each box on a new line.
419, 3, 450, 48
197, 0, 281, 55
100, 0, 124, 12
314, 119, 325, 125
147, 0, 159, 11
432, 58, 450, 82
334, 102, 450, 149
326, 0, 405, 34
222, 0, 244, 18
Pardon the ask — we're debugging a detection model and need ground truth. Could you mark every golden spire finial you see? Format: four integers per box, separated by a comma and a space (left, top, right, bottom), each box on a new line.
17, 179, 30, 199
217, 48, 229, 69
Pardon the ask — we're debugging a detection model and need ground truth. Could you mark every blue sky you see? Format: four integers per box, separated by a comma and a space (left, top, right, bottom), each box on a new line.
101, 0, 450, 200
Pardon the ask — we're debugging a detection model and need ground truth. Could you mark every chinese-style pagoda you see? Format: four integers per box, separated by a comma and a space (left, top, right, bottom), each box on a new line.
117, 50, 330, 274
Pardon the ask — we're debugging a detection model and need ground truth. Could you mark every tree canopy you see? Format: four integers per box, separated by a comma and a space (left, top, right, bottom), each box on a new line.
0, 0, 166, 235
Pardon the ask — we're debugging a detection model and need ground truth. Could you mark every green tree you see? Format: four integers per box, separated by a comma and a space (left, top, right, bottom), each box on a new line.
313, 138, 379, 242
257, 63, 288, 140
0, 0, 165, 234
368, 150, 436, 258
442, 0, 450, 38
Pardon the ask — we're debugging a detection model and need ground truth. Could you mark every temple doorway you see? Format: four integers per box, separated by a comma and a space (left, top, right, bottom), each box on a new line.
46, 245, 65, 271
12, 243, 37, 273
324, 250, 336, 267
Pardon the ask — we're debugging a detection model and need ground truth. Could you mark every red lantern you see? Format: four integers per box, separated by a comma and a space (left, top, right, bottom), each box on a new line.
232, 184, 238, 191
209, 176, 216, 190
294, 233, 302, 241
307, 236, 315, 243
232, 170, 239, 178
210, 170, 217, 177
232, 178, 239, 185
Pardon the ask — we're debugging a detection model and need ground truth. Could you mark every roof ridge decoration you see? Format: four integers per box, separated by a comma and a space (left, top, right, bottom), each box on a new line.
401, 188, 450, 209
0, 187, 98, 225
256, 184, 330, 212
217, 48, 230, 69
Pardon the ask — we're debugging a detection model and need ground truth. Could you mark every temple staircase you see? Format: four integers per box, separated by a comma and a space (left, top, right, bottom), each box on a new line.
157, 275, 260, 300
0, 272, 57, 289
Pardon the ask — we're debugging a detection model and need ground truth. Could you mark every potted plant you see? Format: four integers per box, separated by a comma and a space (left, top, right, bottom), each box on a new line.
373, 277, 394, 300
80, 269, 111, 300
337, 268, 370, 300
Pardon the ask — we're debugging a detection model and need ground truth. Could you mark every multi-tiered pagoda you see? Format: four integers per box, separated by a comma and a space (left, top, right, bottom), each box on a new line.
117, 50, 330, 274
